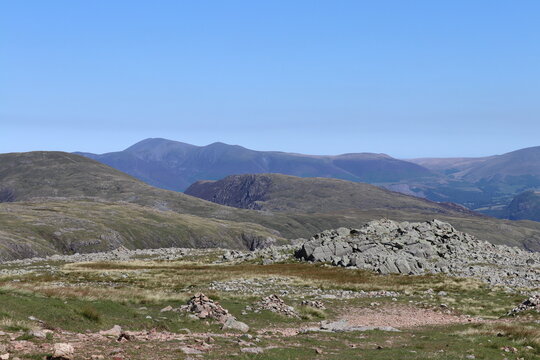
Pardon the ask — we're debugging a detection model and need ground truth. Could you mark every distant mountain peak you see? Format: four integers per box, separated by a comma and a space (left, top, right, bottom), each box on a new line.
335, 152, 393, 160
124, 137, 196, 152
205, 141, 247, 150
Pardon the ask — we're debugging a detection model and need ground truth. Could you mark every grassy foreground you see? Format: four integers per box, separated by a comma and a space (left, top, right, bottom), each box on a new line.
0, 252, 538, 359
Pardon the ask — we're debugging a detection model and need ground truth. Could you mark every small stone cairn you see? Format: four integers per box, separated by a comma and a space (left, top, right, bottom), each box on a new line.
256, 294, 299, 318
181, 293, 231, 323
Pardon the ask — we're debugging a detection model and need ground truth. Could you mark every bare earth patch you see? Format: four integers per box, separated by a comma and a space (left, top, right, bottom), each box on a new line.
258, 304, 480, 336
341, 304, 479, 329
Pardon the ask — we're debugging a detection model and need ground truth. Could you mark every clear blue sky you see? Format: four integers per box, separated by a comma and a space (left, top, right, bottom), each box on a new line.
1, 1, 539, 158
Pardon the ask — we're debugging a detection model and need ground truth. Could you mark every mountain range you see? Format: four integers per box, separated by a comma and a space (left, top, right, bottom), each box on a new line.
77, 138, 540, 220
76, 138, 434, 192
2, 151, 540, 259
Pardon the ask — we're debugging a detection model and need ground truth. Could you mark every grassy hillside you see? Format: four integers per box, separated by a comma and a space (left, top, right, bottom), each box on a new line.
460, 146, 540, 182
2, 152, 540, 259
507, 190, 540, 222
0, 199, 283, 261
0, 151, 283, 219
185, 174, 479, 215
186, 174, 540, 251
408, 157, 492, 174
0, 151, 408, 242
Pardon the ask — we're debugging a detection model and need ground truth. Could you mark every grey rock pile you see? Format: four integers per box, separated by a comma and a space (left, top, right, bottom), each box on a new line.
295, 219, 540, 288
508, 294, 540, 315
180, 293, 250, 332
181, 293, 230, 323
2, 247, 200, 266
256, 294, 299, 318
220, 244, 299, 265
209, 277, 399, 299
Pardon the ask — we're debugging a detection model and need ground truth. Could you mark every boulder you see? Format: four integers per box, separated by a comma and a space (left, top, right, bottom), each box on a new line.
221, 316, 249, 333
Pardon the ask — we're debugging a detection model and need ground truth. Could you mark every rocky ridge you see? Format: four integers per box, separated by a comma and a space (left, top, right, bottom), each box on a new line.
295, 219, 540, 289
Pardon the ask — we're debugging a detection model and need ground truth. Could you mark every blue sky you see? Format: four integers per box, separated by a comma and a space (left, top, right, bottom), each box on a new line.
1, 1, 539, 158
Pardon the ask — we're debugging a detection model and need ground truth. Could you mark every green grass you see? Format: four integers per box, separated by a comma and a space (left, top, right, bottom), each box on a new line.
299, 306, 327, 320
78, 305, 101, 322
205, 323, 539, 360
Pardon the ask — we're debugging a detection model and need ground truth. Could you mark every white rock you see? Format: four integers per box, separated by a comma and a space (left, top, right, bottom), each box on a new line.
160, 305, 173, 312
99, 325, 122, 337
53, 343, 74, 360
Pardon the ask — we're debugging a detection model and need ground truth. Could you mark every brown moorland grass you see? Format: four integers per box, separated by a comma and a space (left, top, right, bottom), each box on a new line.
457, 322, 540, 348
69, 262, 484, 292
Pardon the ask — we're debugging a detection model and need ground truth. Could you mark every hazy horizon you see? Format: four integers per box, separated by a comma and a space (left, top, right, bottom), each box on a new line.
2, 1, 539, 157
3, 136, 537, 160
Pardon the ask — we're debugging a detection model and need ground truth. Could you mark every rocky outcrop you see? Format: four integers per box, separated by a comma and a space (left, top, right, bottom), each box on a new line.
295, 219, 540, 288
186, 175, 273, 210
241, 233, 277, 251
0, 187, 15, 203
